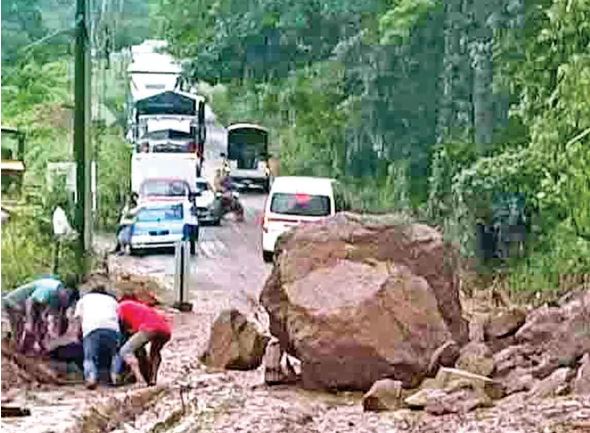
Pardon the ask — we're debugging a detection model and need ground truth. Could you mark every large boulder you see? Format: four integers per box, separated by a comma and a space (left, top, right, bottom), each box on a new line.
200, 309, 270, 370
260, 213, 467, 391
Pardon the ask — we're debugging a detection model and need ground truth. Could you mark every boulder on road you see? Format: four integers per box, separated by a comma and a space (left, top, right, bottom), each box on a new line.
362, 379, 404, 412
201, 309, 270, 370
260, 213, 467, 391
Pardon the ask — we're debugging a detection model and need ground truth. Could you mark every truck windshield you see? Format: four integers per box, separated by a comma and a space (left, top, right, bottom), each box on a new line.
136, 204, 183, 222
270, 193, 331, 217
140, 180, 188, 196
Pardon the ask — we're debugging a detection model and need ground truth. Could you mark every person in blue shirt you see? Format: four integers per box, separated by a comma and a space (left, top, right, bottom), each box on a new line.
10, 275, 78, 354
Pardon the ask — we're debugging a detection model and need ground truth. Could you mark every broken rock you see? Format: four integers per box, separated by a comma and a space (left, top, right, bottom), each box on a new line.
405, 386, 491, 415
529, 367, 573, 399
499, 367, 536, 395
201, 309, 270, 370
427, 340, 460, 376
436, 367, 503, 400
515, 292, 590, 379
573, 353, 590, 395
264, 337, 300, 385
260, 213, 466, 391
485, 308, 526, 339
455, 342, 494, 377
362, 379, 404, 412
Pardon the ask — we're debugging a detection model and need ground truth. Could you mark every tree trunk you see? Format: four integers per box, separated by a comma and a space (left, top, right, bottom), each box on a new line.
436, 0, 474, 143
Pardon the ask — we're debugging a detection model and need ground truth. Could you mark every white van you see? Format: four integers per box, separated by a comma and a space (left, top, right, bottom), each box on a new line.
261, 176, 336, 262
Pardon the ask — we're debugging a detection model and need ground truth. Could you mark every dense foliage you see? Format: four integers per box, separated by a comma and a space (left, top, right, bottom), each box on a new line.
1, 1, 139, 287
156, 0, 590, 291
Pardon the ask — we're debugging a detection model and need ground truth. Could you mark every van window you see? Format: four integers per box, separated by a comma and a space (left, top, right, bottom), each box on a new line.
270, 193, 331, 217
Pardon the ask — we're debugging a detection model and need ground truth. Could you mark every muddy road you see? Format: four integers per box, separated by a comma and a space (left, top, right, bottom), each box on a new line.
1, 113, 272, 433
4, 114, 590, 433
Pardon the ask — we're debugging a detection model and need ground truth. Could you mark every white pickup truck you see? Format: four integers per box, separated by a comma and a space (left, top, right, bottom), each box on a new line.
131, 153, 198, 194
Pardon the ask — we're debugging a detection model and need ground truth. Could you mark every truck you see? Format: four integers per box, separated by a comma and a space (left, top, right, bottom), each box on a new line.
131, 153, 199, 195
129, 90, 207, 186
224, 123, 271, 192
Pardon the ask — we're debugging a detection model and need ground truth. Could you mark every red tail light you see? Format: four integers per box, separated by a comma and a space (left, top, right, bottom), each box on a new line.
187, 141, 196, 152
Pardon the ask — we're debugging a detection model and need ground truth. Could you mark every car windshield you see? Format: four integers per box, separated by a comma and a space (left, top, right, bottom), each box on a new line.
136, 204, 183, 222
140, 180, 188, 196
270, 193, 331, 217
195, 181, 209, 192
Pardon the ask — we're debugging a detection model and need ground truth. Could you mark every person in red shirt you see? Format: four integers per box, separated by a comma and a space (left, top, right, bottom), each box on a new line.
115, 300, 171, 386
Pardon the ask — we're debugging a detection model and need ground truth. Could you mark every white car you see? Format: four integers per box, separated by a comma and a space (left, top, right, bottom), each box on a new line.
130, 199, 199, 254
261, 176, 336, 263
194, 177, 221, 225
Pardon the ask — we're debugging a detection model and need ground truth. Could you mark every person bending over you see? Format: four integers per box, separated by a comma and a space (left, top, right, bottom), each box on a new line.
115, 299, 171, 386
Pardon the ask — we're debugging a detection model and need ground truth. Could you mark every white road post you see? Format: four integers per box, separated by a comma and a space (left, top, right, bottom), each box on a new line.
174, 240, 193, 311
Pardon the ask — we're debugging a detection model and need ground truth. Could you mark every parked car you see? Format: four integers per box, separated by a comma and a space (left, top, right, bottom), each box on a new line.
129, 199, 199, 255
261, 176, 336, 263
194, 177, 221, 225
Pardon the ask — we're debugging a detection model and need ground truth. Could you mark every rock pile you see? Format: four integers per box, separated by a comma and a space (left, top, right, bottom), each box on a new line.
260, 212, 468, 391
362, 288, 590, 415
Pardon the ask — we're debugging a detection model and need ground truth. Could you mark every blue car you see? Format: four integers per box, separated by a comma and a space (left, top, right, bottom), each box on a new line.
129, 199, 199, 255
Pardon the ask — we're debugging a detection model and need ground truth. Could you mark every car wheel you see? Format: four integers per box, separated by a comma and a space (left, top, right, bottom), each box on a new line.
213, 218, 221, 226
262, 250, 274, 263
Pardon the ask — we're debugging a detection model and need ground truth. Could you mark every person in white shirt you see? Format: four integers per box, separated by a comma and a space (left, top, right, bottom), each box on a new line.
74, 285, 121, 389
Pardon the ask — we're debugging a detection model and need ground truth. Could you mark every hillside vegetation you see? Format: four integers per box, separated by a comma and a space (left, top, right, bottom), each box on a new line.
155, 0, 590, 293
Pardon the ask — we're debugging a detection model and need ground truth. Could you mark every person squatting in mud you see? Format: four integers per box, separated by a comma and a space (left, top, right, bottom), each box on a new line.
73, 284, 122, 389
1, 275, 78, 354
114, 299, 172, 387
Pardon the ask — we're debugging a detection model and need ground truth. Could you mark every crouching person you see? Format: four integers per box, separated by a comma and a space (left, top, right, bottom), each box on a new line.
115, 300, 171, 387
21, 276, 77, 354
74, 285, 121, 389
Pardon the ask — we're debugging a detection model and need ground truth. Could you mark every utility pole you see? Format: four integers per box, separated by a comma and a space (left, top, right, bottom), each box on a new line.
74, 0, 92, 274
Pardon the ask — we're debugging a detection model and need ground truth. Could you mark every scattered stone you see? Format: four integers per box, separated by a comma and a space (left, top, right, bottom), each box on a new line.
455, 342, 494, 377
201, 309, 270, 370
436, 367, 503, 399
493, 344, 536, 377
485, 308, 526, 339
573, 353, 590, 395
427, 340, 460, 376
499, 367, 536, 395
424, 387, 492, 415
515, 295, 590, 380
405, 388, 448, 409
261, 213, 467, 390
529, 367, 573, 399
405, 386, 491, 415
362, 379, 404, 412
264, 337, 300, 385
